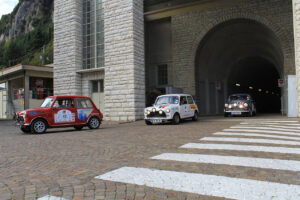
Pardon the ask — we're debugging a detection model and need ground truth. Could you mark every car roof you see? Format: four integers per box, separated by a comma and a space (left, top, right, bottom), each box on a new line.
158, 94, 193, 97
47, 95, 91, 99
229, 93, 251, 96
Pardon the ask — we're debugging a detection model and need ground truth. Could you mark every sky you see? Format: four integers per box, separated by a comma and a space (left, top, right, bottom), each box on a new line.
0, 0, 19, 19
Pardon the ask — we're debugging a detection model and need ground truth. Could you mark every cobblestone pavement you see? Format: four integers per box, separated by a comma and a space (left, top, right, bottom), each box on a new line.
0, 115, 300, 200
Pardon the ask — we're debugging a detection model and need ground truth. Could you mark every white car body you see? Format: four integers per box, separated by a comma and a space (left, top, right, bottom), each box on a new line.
144, 94, 199, 124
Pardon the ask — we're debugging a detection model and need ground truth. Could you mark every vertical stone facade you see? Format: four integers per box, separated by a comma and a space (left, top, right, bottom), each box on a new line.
103, 0, 145, 121
293, 0, 300, 116
54, 0, 82, 95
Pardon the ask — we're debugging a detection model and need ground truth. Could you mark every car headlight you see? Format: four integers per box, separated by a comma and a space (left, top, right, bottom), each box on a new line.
233, 103, 237, 107
244, 103, 248, 107
225, 104, 229, 108
166, 108, 170, 113
228, 105, 232, 109
159, 110, 163, 115
239, 105, 244, 109
152, 108, 156, 112
20, 111, 26, 119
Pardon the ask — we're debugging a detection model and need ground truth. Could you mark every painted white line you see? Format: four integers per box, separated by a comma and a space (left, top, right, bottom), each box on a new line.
152, 153, 300, 171
200, 137, 300, 146
96, 167, 300, 200
37, 196, 69, 200
230, 126, 300, 132
266, 125, 300, 129
261, 123, 300, 126
262, 121, 299, 123
214, 132, 300, 141
223, 129, 300, 136
180, 143, 300, 154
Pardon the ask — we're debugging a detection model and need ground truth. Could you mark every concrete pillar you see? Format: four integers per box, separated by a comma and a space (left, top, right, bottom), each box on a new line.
103, 0, 145, 121
293, 0, 300, 116
54, 0, 82, 95
24, 73, 29, 110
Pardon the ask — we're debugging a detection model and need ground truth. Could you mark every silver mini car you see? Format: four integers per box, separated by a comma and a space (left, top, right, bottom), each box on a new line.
224, 93, 256, 117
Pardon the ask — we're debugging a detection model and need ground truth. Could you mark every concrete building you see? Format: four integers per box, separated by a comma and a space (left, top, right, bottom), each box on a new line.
0, 64, 53, 118
54, 0, 300, 121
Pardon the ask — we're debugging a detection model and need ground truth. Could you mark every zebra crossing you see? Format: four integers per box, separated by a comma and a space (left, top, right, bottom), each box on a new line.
95, 120, 300, 200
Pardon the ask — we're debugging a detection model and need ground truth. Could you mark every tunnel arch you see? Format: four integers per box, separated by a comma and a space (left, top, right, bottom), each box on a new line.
194, 18, 285, 115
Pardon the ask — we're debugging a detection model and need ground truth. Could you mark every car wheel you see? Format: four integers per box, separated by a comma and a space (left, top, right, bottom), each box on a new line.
172, 113, 180, 125
74, 125, 83, 131
145, 120, 152, 125
192, 111, 198, 121
31, 119, 47, 134
88, 117, 100, 129
21, 126, 31, 133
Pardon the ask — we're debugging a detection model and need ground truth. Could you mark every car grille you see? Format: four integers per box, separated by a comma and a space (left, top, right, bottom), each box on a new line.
15, 115, 25, 125
147, 111, 166, 118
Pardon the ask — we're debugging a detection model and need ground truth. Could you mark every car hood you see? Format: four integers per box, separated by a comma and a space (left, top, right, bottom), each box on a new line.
145, 104, 177, 111
16, 107, 50, 115
227, 100, 251, 104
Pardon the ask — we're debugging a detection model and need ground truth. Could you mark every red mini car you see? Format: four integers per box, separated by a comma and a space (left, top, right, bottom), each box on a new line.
15, 96, 103, 134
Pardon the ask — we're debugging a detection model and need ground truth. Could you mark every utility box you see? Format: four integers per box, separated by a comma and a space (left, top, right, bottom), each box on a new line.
287, 75, 298, 117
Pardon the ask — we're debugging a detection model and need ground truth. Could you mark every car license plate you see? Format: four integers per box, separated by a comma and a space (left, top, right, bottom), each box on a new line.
150, 119, 162, 123
232, 111, 242, 115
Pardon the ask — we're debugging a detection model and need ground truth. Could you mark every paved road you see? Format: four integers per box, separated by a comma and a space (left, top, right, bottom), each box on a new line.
0, 115, 300, 200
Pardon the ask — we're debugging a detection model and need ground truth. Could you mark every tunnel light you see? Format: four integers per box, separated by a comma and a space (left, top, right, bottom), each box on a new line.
249, 86, 253, 90
266, 91, 269, 94
258, 89, 262, 92
235, 83, 240, 87
272, 92, 274, 95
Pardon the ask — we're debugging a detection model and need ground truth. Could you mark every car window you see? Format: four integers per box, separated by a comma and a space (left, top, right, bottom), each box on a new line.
187, 96, 194, 104
41, 97, 54, 108
75, 98, 93, 108
180, 96, 187, 105
230, 95, 248, 101
155, 96, 179, 105
54, 98, 74, 108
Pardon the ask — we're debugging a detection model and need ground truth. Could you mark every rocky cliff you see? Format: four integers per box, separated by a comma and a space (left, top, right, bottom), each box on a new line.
0, 0, 53, 41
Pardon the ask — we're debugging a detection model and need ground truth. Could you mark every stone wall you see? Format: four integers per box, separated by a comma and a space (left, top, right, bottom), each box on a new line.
293, 0, 300, 116
103, 0, 145, 121
54, 0, 82, 95
172, 0, 294, 96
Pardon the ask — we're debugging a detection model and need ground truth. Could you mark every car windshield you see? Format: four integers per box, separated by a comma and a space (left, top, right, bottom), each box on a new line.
155, 96, 179, 105
230, 95, 249, 101
40, 98, 54, 108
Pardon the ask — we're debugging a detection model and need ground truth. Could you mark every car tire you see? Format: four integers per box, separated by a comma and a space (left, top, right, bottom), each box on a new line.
88, 117, 101, 129
172, 113, 180, 125
31, 119, 47, 134
145, 120, 152, 125
74, 125, 83, 131
192, 111, 198, 121
21, 126, 31, 133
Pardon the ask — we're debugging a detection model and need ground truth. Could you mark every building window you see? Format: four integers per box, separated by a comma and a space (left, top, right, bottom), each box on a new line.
83, 0, 104, 69
91, 80, 104, 93
158, 64, 168, 85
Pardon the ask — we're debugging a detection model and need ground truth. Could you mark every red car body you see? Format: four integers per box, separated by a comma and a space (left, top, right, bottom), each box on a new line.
15, 95, 103, 133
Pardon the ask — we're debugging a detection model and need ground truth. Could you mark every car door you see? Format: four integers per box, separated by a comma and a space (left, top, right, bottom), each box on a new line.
75, 97, 95, 123
179, 96, 189, 118
187, 96, 196, 117
51, 98, 77, 126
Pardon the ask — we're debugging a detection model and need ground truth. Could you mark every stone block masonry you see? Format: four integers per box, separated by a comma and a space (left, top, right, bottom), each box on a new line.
54, 0, 82, 95
103, 0, 145, 121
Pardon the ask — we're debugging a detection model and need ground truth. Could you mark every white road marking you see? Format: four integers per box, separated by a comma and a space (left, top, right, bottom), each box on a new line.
96, 167, 300, 200
37, 196, 69, 200
230, 126, 300, 132
266, 125, 300, 129
200, 137, 300, 146
214, 132, 300, 141
180, 143, 300, 154
223, 129, 300, 137
261, 123, 300, 126
152, 153, 300, 171
261, 121, 299, 123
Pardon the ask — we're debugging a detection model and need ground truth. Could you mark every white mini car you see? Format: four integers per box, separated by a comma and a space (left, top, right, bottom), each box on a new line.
144, 94, 199, 125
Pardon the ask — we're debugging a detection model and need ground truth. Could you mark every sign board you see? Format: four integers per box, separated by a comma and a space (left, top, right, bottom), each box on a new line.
278, 79, 284, 87
216, 81, 221, 90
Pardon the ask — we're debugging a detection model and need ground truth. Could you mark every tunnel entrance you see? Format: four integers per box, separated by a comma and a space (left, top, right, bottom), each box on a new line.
195, 19, 283, 115
227, 57, 281, 113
